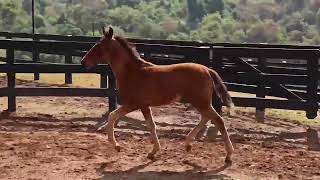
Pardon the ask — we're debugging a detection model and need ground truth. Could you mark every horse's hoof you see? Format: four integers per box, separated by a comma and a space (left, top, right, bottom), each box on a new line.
147, 153, 155, 160
115, 145, 121, 152
186, 145, 192, 152
225, 157, 232, 165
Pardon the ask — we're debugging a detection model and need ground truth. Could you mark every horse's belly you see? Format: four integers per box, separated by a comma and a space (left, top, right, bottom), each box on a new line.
119, 90, 182, 107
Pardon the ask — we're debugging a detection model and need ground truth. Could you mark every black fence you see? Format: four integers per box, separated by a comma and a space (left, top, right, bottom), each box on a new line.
0, 32, 319, 120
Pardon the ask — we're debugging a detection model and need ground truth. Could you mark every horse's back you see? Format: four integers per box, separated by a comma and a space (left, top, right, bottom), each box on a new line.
145, 63, 209, 73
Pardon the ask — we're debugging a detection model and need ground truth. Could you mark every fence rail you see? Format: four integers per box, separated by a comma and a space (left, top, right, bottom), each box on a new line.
0, 32, 319, 120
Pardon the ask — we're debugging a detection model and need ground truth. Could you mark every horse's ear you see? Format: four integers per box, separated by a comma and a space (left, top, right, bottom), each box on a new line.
106, 26, 113, 40
102, 26, 107, 36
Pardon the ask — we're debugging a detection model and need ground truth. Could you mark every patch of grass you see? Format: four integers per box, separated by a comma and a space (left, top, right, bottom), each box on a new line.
229, 91, 320, 126
0, 49, 5, 57
14, 73, 101, 88
265, 109, 320, 127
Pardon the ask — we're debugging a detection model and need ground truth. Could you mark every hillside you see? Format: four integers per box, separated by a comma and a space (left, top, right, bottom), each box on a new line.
1, 0, 320, 45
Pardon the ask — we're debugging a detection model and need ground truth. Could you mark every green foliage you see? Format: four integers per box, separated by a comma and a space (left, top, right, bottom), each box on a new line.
56, 23, 82, 35
247, 20, 285, 43
0, 1, 19, 31
1, 0, 320, 45
186, 0, 205, 28
34, 14, 45, 28
190, 13, 225, 42
202, 0, 225, 14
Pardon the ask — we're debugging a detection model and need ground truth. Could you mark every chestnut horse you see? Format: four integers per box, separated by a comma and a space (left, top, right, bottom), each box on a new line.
81, 27, 235, 164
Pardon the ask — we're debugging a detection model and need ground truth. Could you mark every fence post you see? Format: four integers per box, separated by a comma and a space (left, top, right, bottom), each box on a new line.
306, 54, 319, 119
210, 48, 223, 115
144, 52, 151, 62
6, 45, 16, 112
256, 57, 267, 122
108, 70, 117, 112
100, 72, 107, 88
33, 35, 40, 80
100, 71, 109, 113
64, 52, 72, 84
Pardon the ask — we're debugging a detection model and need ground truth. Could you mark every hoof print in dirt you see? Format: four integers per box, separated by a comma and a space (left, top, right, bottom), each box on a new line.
186, 145, 192, 152
115, 145, 121, 152
147, 153, 155, 160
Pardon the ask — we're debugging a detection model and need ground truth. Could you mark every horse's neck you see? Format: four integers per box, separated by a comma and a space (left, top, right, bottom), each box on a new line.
110, 56, 153, 83
139, 58, 154, 67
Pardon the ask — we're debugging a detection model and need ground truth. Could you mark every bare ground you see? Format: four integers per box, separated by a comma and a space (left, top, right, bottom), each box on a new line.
0, 77, 320, 180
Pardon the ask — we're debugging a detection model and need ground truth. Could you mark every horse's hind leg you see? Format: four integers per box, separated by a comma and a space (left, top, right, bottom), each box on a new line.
203, 105, 234, 164
141, 107, 161, 159
185, 116, 210, 151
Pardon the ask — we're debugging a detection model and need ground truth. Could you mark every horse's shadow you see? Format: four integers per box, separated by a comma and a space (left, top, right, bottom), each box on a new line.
0, 110, 194, 138
96, 159, 231, 180
0, 110, 311, 148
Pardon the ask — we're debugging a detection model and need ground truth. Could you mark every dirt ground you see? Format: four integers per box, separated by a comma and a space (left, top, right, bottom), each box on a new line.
0, 77, 320, 180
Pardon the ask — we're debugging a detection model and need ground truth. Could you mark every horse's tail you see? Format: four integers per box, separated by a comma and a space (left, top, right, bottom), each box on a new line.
209, 69, 235, 116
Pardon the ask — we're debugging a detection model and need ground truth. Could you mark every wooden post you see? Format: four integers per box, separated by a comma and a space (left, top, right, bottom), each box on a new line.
256, 57, 267, 122
100, 71, 108, 114
100, 73, 107, 88
33, 36, 40, 80
64, 52, 72, 84
211, 48, 223, 115
144, 52, 151, 62
6, 46, 16, 112
108, 71, 117, 112
306, 55, 319, 119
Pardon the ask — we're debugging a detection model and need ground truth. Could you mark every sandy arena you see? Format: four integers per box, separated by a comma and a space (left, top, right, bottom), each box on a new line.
0, 77, 319, 180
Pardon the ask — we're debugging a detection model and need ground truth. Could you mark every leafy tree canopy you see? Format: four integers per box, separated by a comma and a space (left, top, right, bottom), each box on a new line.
0, 0, 320, 45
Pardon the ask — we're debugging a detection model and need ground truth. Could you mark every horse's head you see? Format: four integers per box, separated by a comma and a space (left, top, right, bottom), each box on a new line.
81, 26, 115, 69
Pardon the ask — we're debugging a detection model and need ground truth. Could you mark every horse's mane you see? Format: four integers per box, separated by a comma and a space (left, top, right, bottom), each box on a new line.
114, 35, 154, 67
114, 36, 140, 60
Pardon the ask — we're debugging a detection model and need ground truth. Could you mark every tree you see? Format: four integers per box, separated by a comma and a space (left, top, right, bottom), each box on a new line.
282, 12, 307, 33
0, 1, 19, 31
190, 13, 225, 42
202, 0, 225, 14
302, 9, 316, 25
160, 17, 179, 33
246, 20, 284, 43
2, 0, 320, 45
56, 23, 82, 35
186, 0, 204, 28
288, 30, 303, 43
34, 14, 45, 28
316, 9, 320, 30
22, 0, 32, 14
286, 0, 305, 13
222, 17, 246, 43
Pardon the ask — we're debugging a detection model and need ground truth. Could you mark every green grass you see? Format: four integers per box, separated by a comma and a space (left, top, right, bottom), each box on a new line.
13, 73, 101, 88
230, 92, 320, 127
0, 49, 5, 57
233, 106, 320, 127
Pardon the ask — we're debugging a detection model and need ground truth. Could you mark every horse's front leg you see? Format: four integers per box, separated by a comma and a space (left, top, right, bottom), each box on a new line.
99, 105, 136, 151
141, 107, 161, 159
